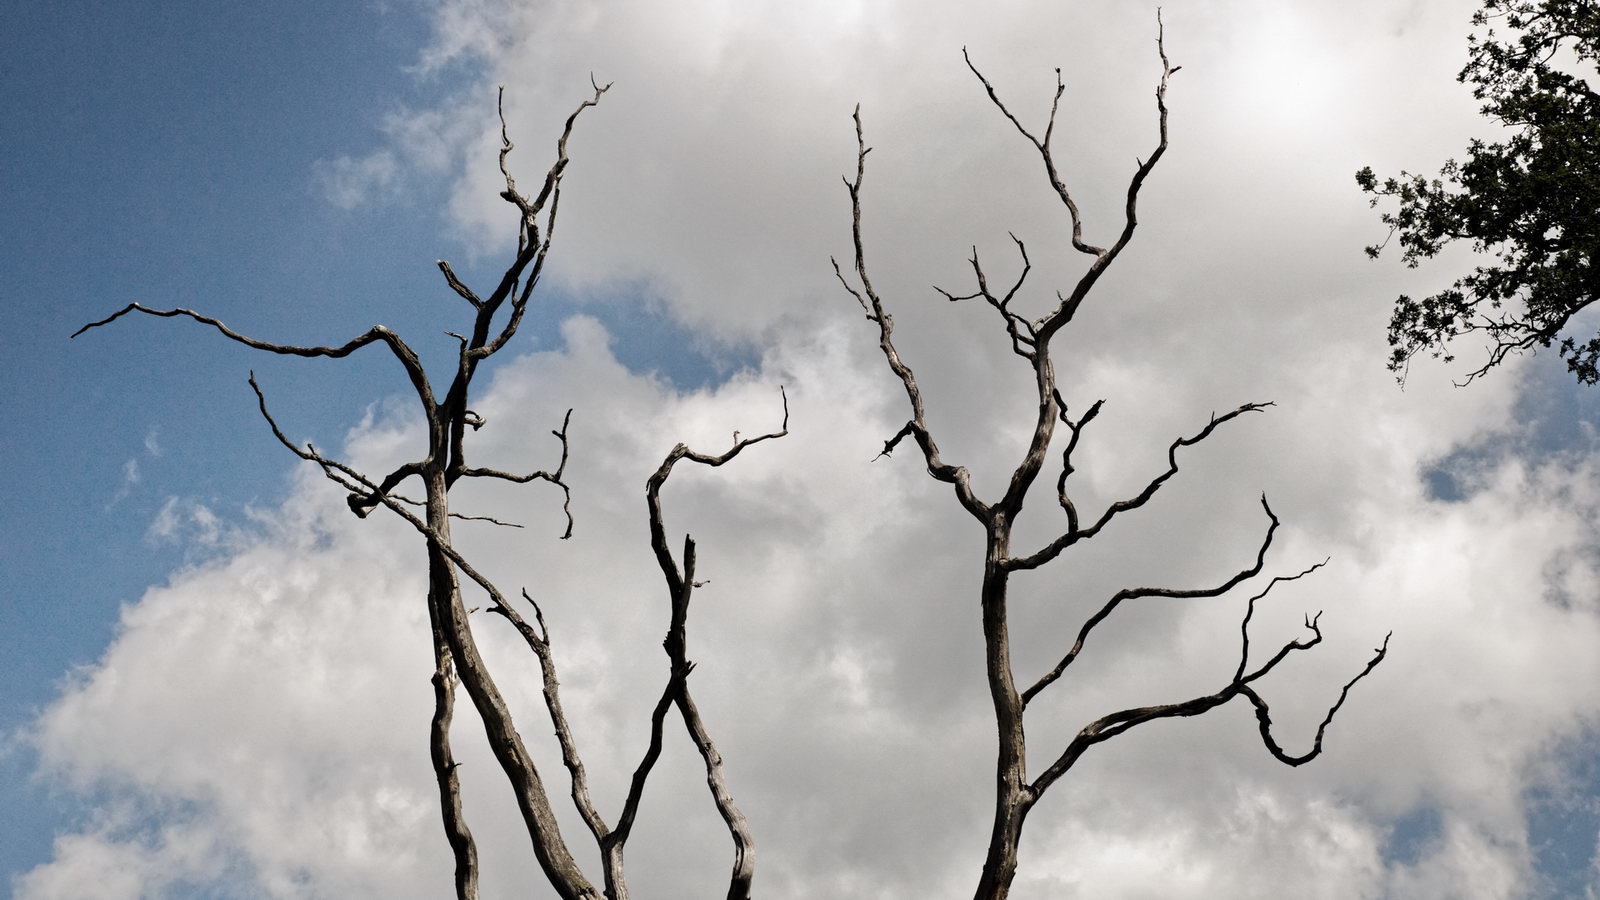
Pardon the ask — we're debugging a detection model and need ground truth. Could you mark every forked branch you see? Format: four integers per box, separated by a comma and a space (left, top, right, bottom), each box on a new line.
1031, 560, 1389, 796
1009, 401, 1274, 571
935, 234, 1040, 359
1022, 496, 1280, 705
1052, 390, 1105, 533
639, 391, 789, 900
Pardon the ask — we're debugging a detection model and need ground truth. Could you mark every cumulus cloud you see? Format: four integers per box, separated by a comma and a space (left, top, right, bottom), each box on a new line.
22, 0, 1600, 897
22, 307, 1600, 897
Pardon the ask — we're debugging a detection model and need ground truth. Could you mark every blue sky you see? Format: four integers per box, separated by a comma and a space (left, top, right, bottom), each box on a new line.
6, 0, 1600, 897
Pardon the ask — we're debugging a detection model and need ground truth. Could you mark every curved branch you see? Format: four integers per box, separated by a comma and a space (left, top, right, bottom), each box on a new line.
646, 388, 790, 593
834, 107, 989, 521
1036, 11, 1178, 335
74, 303, 437, 411
1031, 558, 1388, 797
1241, 632, 1391, 767
639, 395, 787, 900
1009, 401, 1272, 571
1022, 496, 1280, 705
963, 50, 1100, 257
1053, 391, 1104, 533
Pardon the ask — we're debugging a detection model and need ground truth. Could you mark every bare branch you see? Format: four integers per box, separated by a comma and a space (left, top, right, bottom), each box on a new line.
380, 492, 526, 528
1033, 10, 1179, 335
836, 106, 989, 521
1234, 558, 1330, 682
428, 627, 480, 900
640, 396, 787, 900
1022, 496, 1280, 705
1009, 401, 1273, 571
347, 460, 428, 519
1032, 559, 1388, 796
437, 260, 483, 308
74, 303, 437, 411
934, 235, 1039, 359
1053, 390, 1104, 533
963, 49, 1101, 258
609, 676, 681, 853
1241, 632, 1392, 767
451, 512, 524, 528
647, 388, 788, 594
456, 409, 574, 539
486, 589, 611, 848
676, 666, 756, 900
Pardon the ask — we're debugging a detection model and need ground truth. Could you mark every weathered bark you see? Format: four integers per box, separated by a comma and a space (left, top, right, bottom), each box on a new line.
972, 538, 1033, 900
428, 605, 479, 900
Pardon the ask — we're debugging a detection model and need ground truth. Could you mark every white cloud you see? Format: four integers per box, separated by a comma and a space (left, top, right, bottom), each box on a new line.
144, 497, 248, 552
25, 0, 1600, 897
105, 459, 142, 510
312, 150, 400, 211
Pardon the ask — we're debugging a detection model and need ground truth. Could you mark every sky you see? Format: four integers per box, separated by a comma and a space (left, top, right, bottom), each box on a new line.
4, 0, 1600, 897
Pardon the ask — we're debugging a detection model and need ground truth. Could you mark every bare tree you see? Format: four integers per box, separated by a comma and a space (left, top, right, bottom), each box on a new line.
832, 17, 1391, 899
71, 17, 1389, 899
74, 82, 786, 900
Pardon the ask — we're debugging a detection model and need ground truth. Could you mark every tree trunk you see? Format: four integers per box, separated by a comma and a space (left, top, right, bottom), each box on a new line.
425, 475, 600, 900
975, 525, 1032, 900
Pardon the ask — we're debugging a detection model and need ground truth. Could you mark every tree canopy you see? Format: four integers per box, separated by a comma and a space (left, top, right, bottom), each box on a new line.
1359, 0, 1600, 384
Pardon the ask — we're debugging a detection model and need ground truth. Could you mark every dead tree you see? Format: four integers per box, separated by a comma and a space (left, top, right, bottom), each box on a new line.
74, 82, 785, 900
832, 17, 1390, 899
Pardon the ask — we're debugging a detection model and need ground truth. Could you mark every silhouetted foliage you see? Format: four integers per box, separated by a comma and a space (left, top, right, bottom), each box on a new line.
1360, 0, 1600, 384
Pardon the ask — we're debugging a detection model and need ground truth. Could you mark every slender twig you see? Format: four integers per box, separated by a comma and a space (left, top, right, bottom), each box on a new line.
456, 409, 574, 539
